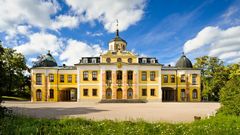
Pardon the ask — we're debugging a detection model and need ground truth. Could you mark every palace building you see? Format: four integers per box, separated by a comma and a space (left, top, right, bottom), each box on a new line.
31, 29, 201, 102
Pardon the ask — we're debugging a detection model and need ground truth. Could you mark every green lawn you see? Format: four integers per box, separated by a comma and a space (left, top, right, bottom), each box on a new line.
2, 96, 29, 101
1, 114, 240, 135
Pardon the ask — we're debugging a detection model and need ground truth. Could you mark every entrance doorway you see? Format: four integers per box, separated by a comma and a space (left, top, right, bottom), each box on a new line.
60, 88, 77, 101
106, 88, 112, 99
117, 88, 122, 99
162, 87, 177, 102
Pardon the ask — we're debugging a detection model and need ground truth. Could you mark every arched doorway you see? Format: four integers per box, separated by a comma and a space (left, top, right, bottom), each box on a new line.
36, 89, 42, 101
106, 88, 112, 99
127, 88, 133, 99
117, 88, 123, 99
162, 87, 177, 102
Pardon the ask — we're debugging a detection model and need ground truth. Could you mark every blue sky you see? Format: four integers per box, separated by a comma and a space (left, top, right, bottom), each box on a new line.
0, 0, 240, 66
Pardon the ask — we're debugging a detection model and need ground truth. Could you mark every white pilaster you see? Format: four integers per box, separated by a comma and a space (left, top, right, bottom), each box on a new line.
158, 68, 162, 102
77, 67, 80, 102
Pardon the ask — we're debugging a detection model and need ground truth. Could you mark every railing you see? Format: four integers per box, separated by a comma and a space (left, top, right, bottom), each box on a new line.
117, 80, 122, 86
127, 80, 133, 86
106, 80, 112, 86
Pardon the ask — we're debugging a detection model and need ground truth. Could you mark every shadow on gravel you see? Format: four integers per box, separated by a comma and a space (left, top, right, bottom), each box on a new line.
8, 107, 108, 119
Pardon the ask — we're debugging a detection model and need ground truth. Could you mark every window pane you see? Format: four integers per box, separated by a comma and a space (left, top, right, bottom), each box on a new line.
68, 75, 72, 83
151, 89, 155, 96
164, 75, 168, 83
181, 75, 185, 83
49, 74, 54, 82
142, 71, 147, 81
60, 75, 64, 82
92, 89, 97, 96
36, 73, 42, 85
83, 71, 88, 81
150, 71, 155, 81
192, 74, 197, 85
142, 89, 147, 96
83, 89, 88, 96
92, 71, 98, 81
127, 71, 133, 80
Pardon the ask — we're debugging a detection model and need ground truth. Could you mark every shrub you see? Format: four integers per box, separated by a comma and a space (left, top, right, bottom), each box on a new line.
219, 75, 240, 116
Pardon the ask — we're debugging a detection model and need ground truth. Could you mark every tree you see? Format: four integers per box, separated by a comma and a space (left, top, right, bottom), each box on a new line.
0, 42, 29, 100
0, 42, 6, 103
194, 56, 228, 101
219, 75, 240, 116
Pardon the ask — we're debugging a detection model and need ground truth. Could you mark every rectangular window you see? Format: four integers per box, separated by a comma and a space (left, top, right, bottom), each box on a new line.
83, 89, 88, 96
92, 89, 97, 96
141, 71, 147, 81
181, 75, 185, 83
50, 89, 54, 98
68, 75, 72, 83
83, 71, 88, 81
150, 71, 155, 81
106, 71, 112, 80
171, 75, 175, 83
192, 74, 197, 85
142, 89, 147, 96
92, 71, 97, 81
150, 89, 155, 96
163, 75, 168, 83
36, 73, 42, 85
60, 75, 64, 82
127, 71, 133, 80
117, 70, 122, 80
49, 74, 54, 82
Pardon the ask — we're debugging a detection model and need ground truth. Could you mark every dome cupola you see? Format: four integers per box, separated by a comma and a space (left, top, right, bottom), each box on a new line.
108, 20, 127, 51
33, 51, 57, 67
175, 52, 193, 68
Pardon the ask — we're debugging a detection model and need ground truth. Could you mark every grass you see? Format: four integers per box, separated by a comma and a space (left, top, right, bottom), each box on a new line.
2, 96, 29, 101
1, 114, 240, 135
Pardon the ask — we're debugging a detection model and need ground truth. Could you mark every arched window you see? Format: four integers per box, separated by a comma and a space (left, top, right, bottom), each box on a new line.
50, 89, 54, 98
106, 58, 111, 63
36, 89, 42, 101
117, 58, 122, 62
192, 89, 198, 99
106, 88, 112, 99
127, 88, 133, 99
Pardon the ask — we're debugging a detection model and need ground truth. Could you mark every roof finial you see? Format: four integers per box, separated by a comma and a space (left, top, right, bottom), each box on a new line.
182, 52, 185, 56
48, 50, 50, 54
116, 19, 119, 37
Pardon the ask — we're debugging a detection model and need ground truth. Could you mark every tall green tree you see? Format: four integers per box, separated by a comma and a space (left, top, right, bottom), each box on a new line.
194, 56, 228, 101
0, 42, 6, 103
0, 42, 29, 100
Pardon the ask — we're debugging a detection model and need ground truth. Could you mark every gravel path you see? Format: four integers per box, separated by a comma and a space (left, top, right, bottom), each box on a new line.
3, 101, 220, 122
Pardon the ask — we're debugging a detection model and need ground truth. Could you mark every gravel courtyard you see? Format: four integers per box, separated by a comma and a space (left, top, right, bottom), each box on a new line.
3, 101, 220, 122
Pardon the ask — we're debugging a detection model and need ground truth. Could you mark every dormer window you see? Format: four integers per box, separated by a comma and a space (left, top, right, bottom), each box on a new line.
151, 59, 155, 64
142, 58, 147, 63
83, 58, 88, 64
92, 58, 96, 64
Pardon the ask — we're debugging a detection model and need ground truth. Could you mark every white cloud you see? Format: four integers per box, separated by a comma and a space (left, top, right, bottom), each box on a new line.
65, 0, 146, 32
86, 31, 103, 37
59, 39, 102, 65
183, 26, 240, 63
14, 32, 62, 56
51, 15, 79, 30
0, 0, 59, 35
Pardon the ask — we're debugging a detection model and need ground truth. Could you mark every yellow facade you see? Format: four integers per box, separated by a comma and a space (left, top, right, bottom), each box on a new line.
31, 30, 201, 102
